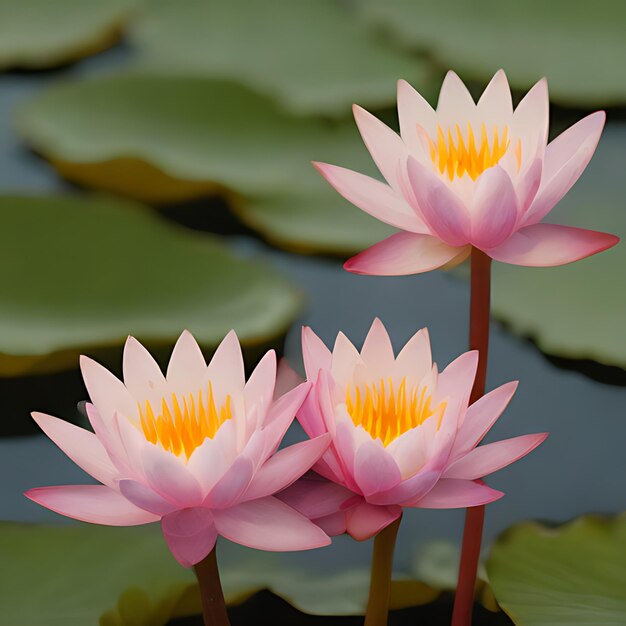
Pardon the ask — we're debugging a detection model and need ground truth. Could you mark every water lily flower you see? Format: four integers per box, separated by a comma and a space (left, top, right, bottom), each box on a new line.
279, 319, 547, 540
26, 331, 331, 567
314, 70, 618, 275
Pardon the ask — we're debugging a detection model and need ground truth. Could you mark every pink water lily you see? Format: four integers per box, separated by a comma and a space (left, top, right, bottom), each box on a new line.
279, 319, 547, 540
26, 331, 331, 567
314, 70, 618, 275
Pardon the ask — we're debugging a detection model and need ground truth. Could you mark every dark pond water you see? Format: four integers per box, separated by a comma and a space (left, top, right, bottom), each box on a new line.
168, 591, 513, 626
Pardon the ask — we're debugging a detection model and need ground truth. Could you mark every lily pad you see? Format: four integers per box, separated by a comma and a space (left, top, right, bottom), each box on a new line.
0, 522, 439, 625
17, 75, 395, 254
0, 194, 300, 376
0, 522, 195, 626
491, 125, 626, 368
128, 0, 430, 116
358, 0, 626, 106
0, 0, 132, 70
487, 514, 626, 625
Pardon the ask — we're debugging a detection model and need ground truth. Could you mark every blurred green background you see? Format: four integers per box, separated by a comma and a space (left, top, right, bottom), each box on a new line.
0, 1, 624, 624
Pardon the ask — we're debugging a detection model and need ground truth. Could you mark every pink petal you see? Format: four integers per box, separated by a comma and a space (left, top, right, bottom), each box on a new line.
523, 111, 606, 226
412, 479, 503, 509
122, 336, 165, 401
313, 162, 427, 233
436, 71, 476, 126
207, 330, 245, 398
203, 456, 254, 508
332, 420, 362, 491
345, 502, 402, 541
331, 332, 362, 383
511, 78, 549, 161
213, 496, 331, 551
353, 441, 402, 497
444, 433, 548, 480
301, 326, 332, 381
274, 357, 304, 400
385, 422, 433, 478
352, 104, 408, 190
477, 70, 512, 127
277, 475, 354, 519
397, 78, 437, 151
297, 376, 330, 441
242, 434, 330, 501
244, 350, 277, 428
361, 318, 395, 374
345, 232, 468, 276
488, 223, 619, 267
25, 485, 159, 525
436, 351, 479, 418
407, 158, 471, 247
471, 166, 518, 249
84, 403, 131, 476
141, 445, 203, 507
315, 511, 348, 536
80, 355, 137, 424
166, 330, 207, 389
186, 424, 233, 494
246, 382, 311, 468
118, 479, 176, 516
394, 327, 431, 382
367, 466, 441, 506
162, 508, 217, 568
516, 158, 543, 214
31, 412, 117, 487
450, 381, 518, 461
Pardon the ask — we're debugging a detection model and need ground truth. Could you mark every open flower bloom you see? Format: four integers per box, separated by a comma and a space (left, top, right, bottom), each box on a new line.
314, 70, 618, 275
279, 320, 547, 540
26, 331, 331, 567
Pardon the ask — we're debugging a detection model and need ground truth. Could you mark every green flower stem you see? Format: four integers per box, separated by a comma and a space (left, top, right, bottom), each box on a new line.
451, 247, 492, 626
364, 515, 402, 626
194, 545, 230, 626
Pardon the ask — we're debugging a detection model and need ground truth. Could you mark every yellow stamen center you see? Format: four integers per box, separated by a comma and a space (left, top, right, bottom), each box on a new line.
139, 382, 232, 459
425, 123, 521, 181
345, 377, 446, 446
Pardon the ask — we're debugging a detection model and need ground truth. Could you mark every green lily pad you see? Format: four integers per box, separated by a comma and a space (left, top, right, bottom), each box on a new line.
0, 194, 300, 376
17, 75, 394, 254
0, 522, 194, 626
491, 125, 625, 368
487, 514, 626, 625
358, 0, 626, 106
0, 522, 439, 624
128, 0, 430, 116
0, 0, 132, 70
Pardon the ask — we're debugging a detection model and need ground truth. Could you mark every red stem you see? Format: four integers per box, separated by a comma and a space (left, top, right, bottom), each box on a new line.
450, 247, 492, 626
193, 546, 231, 626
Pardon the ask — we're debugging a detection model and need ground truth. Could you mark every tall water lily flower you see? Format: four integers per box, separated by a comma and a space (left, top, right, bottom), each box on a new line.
280, 320, 547, 539
26, 331, 331, 568
314, 70, 618, 275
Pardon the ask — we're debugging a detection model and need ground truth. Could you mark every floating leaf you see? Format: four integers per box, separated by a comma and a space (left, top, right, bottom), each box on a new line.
358, 0, 626, 106
0, 523, 194, 626
0, 195, 300, 376
17, 75, 395, 254
491, 125, 625, 368
0, 522, 439, 624
128, 0, 430, 116
0, 0, 132, 70
487, 514, 626, 625
234, 190, 395, 256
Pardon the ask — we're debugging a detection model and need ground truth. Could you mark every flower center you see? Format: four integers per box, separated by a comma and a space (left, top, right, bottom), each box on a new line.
138, 382, 233, 459
425, 123, 521, 181
345, 377, 446, 446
